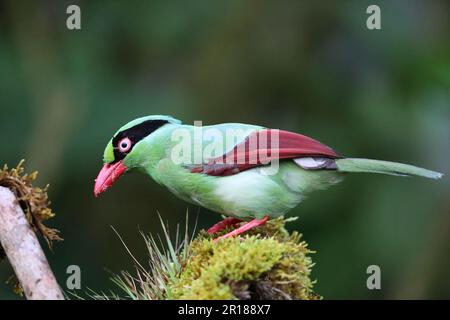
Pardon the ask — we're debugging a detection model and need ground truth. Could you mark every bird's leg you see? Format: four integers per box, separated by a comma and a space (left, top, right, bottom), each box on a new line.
207, 217, 242, 234
213, 216, 269, 242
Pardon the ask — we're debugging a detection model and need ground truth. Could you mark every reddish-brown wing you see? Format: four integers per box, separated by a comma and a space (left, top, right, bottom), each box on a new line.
189, 129, 340, 176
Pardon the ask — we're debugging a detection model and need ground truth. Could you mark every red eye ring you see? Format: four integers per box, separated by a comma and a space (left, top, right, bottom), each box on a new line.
118, 137, 132, 153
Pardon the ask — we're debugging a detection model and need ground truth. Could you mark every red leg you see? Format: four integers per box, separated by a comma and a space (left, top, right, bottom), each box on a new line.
208, 217, 242, 234
213, 216, 269, 242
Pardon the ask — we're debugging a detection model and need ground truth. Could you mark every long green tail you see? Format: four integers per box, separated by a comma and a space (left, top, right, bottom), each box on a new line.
335, 158, 443, 179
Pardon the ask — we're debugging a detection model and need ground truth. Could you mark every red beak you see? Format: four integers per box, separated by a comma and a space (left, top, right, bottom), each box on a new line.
94, 161, 128, 197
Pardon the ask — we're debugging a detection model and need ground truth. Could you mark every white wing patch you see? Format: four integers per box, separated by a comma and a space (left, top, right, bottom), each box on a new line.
294, 157, 337, 170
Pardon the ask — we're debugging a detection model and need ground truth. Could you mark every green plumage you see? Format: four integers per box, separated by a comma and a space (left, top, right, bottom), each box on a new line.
98, 115, 443, 221
335, 158, 443, 179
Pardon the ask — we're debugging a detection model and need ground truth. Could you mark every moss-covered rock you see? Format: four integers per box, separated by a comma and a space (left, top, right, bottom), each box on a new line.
108, 216, 320, 300
168, 217, 319, 300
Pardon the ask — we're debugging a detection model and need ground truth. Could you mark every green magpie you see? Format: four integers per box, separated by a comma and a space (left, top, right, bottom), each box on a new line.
94, 115, 443, 241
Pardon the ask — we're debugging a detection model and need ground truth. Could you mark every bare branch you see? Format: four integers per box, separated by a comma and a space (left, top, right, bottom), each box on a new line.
0, 186, 63, 300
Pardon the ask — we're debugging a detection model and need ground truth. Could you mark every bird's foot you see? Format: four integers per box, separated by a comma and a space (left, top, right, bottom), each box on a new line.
207, 217, 242, 234
213, 216, 269, 242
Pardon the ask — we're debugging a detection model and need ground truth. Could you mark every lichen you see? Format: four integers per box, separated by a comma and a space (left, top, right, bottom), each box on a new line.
0, 160, 62, 260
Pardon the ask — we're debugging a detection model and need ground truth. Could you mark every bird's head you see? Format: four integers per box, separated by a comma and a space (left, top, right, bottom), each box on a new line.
94, 115, 181, 197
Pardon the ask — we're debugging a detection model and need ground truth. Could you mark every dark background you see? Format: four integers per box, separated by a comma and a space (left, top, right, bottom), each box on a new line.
1, 0, 449, 299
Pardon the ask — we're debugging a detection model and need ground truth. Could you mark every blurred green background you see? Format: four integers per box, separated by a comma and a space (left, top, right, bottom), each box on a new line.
1, 0, 449, 299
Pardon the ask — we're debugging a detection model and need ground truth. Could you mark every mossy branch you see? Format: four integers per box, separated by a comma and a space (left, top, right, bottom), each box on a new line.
96, 215, 320, 300
0, 161, 63, 299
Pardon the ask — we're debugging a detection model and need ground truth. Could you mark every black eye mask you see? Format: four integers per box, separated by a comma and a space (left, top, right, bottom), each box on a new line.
110, 119, 169, 164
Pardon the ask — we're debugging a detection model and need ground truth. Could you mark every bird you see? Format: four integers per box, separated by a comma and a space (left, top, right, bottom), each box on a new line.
94, 115, 443, 241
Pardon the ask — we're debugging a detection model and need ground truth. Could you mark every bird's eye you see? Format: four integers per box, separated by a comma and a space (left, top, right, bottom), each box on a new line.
118, 137, 132, 153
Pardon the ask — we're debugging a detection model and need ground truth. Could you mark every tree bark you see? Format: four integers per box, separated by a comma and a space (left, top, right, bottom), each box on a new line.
0, 186, 63, 300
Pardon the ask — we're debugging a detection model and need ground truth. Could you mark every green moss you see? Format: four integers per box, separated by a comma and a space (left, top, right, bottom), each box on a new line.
168, 217, 319, 300
102, 216, 320, 300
